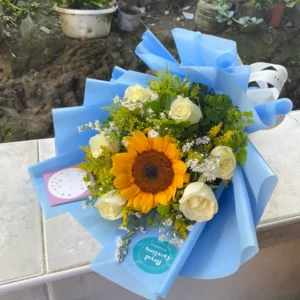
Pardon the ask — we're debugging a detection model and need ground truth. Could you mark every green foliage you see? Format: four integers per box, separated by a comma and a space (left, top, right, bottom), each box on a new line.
79, 146, 114, 197
283, 0, 300, 7
0, 0, 40, 22
199, 94, 254, 165
146, 213, 159, 228
250, 0, 272, 10
50, 0, 114, 9
200, 94, 233, 130
212, 0, 266, 27
211, 0, 235, 25
157, 204, 170, 216
149, 68, 190, 110
109, 106, 147, 135
238, 16, 263, 26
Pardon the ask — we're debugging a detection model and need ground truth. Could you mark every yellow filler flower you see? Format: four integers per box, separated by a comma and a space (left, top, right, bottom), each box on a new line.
110, 131, 189, 213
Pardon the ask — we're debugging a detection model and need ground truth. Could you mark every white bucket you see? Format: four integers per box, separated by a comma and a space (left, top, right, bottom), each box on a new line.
55, 6, 116, 39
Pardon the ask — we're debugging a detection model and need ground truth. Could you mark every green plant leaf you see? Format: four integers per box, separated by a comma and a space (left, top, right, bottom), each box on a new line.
286, 1, 295, 6
159, 92, 176, 110
145, 100, 161, 113
239, 16, 250, 24
228, 10, 234, 17
172, 204, 180, 211
157, 205, 170, 215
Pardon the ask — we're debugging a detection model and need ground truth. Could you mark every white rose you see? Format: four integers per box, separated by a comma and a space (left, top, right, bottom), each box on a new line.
179, 182, 218, 222
89, 133, 120, 159
94, 190, 126, 220
169, 96, 203, 124
124, 84, 153, 103
211, 146, 236, 180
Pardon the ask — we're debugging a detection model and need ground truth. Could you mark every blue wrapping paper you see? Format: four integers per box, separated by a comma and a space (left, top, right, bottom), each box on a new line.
29, 29, 292, 298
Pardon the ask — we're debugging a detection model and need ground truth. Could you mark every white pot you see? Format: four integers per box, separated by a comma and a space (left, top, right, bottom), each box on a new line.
55, 6, 116, 39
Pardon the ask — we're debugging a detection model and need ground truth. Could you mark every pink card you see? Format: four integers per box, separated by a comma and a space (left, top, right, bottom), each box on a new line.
43, 165, 92, 206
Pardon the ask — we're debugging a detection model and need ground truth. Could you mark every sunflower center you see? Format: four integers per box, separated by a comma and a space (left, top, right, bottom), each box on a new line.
132, 150, 174, 194
143, 164, 159, 180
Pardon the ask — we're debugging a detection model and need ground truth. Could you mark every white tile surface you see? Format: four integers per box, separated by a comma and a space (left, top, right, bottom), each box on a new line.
0, 140, 44, 284
44, 213, 102, 272
38, 139, 102, 273
38, 138, 55, 161
0, 285, 49, 300
250, 112, 300, 223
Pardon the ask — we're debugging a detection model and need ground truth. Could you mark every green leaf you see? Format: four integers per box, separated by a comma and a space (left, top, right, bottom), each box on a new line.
157, 205, 170, 215
147, 214, 158, 227
145, 100, 161, 113
83, 174, 91, 182
239, 16, 250, 24
236, 149, 247, 165
159, 92, 175, 110
286, 1, 295, 6
206, 110, 219, 121
149, 80, 160, 91
172, 204, 180, 211
228, 10, 234, 18
158, 119, 193, 130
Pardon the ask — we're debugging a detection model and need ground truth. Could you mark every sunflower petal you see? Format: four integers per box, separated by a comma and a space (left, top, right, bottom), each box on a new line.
184, 173, 190, 183
173, 175, 184, 189
172, 161, 187, 174
133, 195, 142, 211
152, 137, 164, 152
164, 186, 176, 201
111, 153, 133, 165
110, 158, 134, 175
133, 131, 150, 149
165, 143, 180, 160
140, 192, 154, 213
120, 185, 140, 199
113, 174, 133, 189
161, 136, 170, 152
127, 146, 137, 158
155, 191, 168, 206
126, 131, 150, 153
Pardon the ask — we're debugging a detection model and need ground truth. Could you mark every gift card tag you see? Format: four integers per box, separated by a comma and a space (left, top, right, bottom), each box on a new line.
133, 237, 178, 274
43, 165, 91, 206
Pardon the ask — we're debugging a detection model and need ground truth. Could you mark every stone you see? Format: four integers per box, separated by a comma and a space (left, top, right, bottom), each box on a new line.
250, 112, 300, 223
44, 213, 102, 272
0, 140, 43, 284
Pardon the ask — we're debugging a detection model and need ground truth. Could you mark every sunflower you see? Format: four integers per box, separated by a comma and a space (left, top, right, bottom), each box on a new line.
110, 131, 189, 213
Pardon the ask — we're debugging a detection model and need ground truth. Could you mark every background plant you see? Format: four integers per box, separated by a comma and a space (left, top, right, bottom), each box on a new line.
238, 16, 264, 26
211, 0, 235, 25
211, 0, 265, 27
0, 0, 39, 23
50, 0, 115, 9
250, 0, 272, 10
283, 0, 300, 7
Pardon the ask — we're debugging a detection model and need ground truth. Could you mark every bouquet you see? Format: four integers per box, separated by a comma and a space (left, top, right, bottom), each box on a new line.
29, 28, 292, 299
79, 69, 254, 261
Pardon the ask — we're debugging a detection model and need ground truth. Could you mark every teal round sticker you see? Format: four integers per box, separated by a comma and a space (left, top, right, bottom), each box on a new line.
133, 237, 177, 274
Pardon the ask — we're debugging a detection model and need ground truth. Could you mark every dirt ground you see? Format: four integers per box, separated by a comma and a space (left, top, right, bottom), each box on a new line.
0, 0, 299, 142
